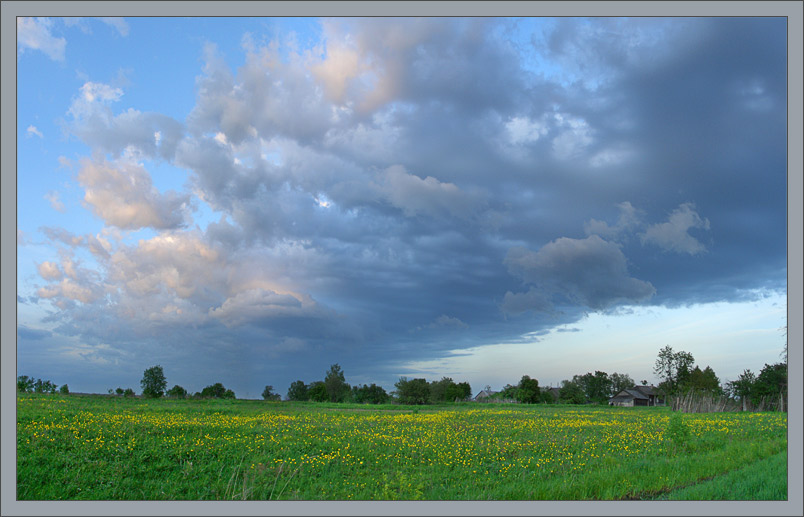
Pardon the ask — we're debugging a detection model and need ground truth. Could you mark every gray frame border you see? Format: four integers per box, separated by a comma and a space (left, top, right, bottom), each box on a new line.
2, 2, 802, 516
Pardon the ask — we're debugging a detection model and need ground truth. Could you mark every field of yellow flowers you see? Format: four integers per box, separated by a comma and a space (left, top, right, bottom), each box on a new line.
16, 394, 787, 500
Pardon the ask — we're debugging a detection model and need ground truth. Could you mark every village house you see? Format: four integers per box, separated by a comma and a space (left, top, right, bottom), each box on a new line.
608, 385, 664, 407
542, 386, 561, 402
473, 389, 498, 402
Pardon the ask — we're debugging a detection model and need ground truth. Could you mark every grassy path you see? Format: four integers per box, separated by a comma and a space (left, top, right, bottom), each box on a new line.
650, 450, 787, 500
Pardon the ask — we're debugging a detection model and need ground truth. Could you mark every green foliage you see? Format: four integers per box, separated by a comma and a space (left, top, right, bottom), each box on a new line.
16, 395, 787, 501
515, 375, 540, 404
59, 384, 69, 395
394, 377, 430, 405
140, 365, 167, 399
307, 381, 329, 402
665, 412, 691, 451
167, 385, 188, 399
428, 377, 454, 403
684, 365, 722, 395
725, 363, 786, 411
286, 380, 309, 401
498, 384, 517, 400
610, 372, 635, 395
324, 364, 350, 403
33, 379, 57, 394
352, 383, 389, 404
539, 388, 556, 404
262, 385, 281, 401
380, 472, 425, 500
575, 371, 612, 403
655, 451, 787, 500
200, 383, 235, 399
123, 388, 135, 397
17, 376, 35, 393
654, 346, 695, 396
558, 379, 586, 404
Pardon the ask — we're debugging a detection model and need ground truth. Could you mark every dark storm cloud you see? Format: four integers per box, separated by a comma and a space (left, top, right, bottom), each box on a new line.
28, 17, 787, 395
503, 235, 656, 312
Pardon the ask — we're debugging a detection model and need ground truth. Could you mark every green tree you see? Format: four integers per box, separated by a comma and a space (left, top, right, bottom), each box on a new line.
516, 375, 540, 404
286, 380, 309, 401
499, 383, 518, 400
167, 385, 187, 399
610, 372, 635, 395
559, 379, 586, 404
17, 376, 34, 393
726, 369, 756, 410
141, 365, 167, 398
200, 382, 235, 399
352, 383, 389, 404
753, 362, 787, 409
308, 381, 329, 402
455, 381, 472, 401
429, 377, 456, 403
59, 384, 69, 395
686, 365, 722, 395
394, 377, 430, 405
653, 346, 694, 395
262, 385, 281, 401
444, 380, 471, 402
123, 388, 135, 397
575, 371, 612, 403
324, 364, 350, 403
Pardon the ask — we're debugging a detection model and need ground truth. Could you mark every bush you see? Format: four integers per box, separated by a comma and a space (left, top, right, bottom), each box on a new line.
287, 380, 309, 401
394, 378, 430, 405
308, 381, 329, 402
352, 383, 389, 404
262, 385, 281, 401
200, 382, 235, 399
665, 412, 691, 451
167, 385, 188, 399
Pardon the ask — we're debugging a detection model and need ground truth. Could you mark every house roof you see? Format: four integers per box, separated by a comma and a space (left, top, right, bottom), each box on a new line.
609, 388, 649, 401
474, 389, 497, 399
631, 385, 657, 396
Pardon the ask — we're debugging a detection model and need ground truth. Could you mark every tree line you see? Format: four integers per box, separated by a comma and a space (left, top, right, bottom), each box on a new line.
653, 345, 788, 411
16, 376, 69, 395
17, 343, 787, 412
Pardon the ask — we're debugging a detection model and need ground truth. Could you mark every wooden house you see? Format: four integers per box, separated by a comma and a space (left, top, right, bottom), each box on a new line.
609, 385, 664, 407
473, 389, 498, 402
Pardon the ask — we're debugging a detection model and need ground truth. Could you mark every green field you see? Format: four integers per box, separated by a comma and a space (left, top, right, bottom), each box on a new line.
16, 393, 787, 500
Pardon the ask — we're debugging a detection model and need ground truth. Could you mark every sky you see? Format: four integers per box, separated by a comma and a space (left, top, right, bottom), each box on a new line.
15, 16, 789, 399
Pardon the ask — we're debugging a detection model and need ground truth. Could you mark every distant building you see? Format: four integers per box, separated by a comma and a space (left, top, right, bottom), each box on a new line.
473, 389, 498, 402
541, 386, 561, 402
609, 385, 664, 407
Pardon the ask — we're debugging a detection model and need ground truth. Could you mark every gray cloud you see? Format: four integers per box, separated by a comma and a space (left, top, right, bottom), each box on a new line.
21, 17, 787, 396
640, 202, 710, 255
504, 235, 656, 312
17, 325, 53, 341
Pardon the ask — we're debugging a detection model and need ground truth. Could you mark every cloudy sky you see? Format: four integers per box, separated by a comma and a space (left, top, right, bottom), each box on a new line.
16, 16, 788, 398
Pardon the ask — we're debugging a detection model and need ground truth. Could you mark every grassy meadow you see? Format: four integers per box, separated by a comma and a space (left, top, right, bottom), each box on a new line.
16, 393, 787, 500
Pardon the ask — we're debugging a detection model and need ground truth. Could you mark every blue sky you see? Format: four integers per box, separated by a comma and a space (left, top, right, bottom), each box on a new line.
16, 16, 788, 398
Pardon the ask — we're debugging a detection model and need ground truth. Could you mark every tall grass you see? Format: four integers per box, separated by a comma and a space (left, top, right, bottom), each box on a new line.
654, 450, 787, 500
16, 393, 787, 500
